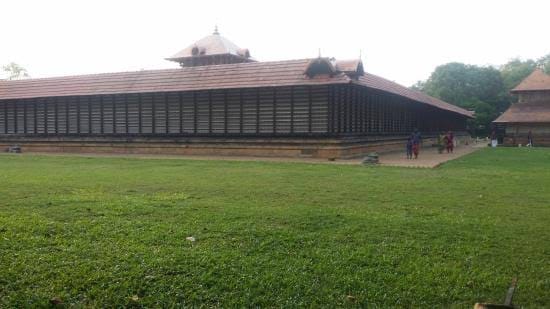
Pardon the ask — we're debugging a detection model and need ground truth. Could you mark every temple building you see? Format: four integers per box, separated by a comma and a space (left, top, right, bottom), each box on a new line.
494, 69, 550, 146
0, 29, 472, 158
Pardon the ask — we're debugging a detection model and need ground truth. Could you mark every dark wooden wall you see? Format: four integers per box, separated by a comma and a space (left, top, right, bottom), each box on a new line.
0, 84, 467, 137
327, 85, 467, 136
0, 85, 328, 136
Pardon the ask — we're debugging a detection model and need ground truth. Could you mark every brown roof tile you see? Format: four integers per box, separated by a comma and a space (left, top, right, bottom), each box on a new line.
354, 74, 473, 117
493, 101, 550, 123
511, 69, 550, 92
0, 59, 472, 117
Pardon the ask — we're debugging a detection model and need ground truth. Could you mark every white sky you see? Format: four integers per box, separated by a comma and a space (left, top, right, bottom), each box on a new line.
1, 0, 548, 86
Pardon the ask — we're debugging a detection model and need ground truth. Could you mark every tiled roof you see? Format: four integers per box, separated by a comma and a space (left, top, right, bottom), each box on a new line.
493, 101, 550, 123
511, 69, 550, 93
0, 59, 472, 117
354, 74, 473, 117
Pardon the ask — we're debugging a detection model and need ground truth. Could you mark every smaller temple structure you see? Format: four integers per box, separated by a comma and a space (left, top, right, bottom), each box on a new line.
494, 69, 550, 146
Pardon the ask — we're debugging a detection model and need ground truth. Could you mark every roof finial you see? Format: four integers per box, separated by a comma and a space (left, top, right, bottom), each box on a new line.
213, 25, 219, 35
359, 49, 362, 60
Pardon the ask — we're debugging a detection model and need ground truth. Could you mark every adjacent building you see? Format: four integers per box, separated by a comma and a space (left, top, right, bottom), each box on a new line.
494, 69, 550, 146
0, 29, 472, 158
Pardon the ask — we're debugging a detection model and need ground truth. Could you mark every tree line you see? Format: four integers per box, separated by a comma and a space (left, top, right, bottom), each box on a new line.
412, 54, 550, 136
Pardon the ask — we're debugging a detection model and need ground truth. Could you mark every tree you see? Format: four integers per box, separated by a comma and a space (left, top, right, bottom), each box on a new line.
2, 62, 29, 80
536, 53, 550, 74
418, 62, 508, 136
500, 58, 537, 91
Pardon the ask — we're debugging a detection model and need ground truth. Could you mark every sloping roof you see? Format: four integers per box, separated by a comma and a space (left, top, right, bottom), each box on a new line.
0, 60, 349, 100
493, 101, 550, 123
0, 59, 472, 117
166, 32, 247, 61
354, 74, 473, 117
511, 69, 550, 93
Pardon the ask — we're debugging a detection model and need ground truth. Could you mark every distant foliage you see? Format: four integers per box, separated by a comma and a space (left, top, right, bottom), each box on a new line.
412, 53, 550, 136
1, 62, 29, 80
536, 54, 550, 74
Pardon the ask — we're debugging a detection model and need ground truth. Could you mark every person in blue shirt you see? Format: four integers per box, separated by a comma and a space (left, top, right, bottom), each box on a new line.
406, 135, 413, 159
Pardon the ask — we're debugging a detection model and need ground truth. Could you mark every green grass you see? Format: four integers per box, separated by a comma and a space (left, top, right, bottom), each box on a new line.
0, 149, 549, 307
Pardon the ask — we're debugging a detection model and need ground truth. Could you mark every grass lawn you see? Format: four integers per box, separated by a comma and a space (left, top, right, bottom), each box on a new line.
0, 148, 549, 307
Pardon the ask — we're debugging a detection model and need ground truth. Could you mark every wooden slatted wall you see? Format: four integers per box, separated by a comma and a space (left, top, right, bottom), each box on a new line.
0, 85, 332, 136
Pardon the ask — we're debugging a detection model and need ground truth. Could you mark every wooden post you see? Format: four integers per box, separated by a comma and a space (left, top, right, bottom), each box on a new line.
54, 97, 59, 134
14, 100, 18, 134
273, 87, 277, 133
208, 90, 212, 134
290, 86, 295, 134
328, 86, 333, 134
112, 94, 117, 134
3, 101, 8, 134
99, 96, 103, 134
125, 94, 129, 134
23, 99, 28, 134
65, 97, 69, 134
256, 88, 260, 134
32, 100, 37, 134
224, 90, 228, 134
193, 91, 198, 134
44, 99, 48, 134
88, 96, 92, 134
138, 93, 143, 134
239, 89, 243, 134
152, 93, 156, 134
308, 86, 313, 133
178, 92, 183, 134
337, 86, 342, 134
164, 92, 169, 134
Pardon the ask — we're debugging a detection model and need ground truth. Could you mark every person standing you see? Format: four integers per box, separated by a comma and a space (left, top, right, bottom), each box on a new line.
444, 131, 454, 153
527, 130, 533, 147
406, 135, 413, 159
412, 130, 422, 159
490, 130, 498, 147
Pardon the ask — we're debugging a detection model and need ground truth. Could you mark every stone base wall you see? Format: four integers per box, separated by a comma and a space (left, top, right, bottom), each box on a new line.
0, 133, 471, 159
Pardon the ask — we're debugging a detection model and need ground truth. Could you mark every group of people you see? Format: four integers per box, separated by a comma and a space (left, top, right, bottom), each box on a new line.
405, 130, 455, 159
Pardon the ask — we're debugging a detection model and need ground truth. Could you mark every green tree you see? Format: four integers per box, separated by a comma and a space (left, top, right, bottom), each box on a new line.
536, 53, 550, 74
500, 58, 537, 91
418, 62, 507, 136
2, 62, 29, 80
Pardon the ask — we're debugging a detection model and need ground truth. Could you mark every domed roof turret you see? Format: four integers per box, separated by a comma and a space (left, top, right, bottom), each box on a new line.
166, 27, 255, 67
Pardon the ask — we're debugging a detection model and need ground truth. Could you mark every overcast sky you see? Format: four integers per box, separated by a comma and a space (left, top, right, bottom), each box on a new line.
1, 0, 548, 86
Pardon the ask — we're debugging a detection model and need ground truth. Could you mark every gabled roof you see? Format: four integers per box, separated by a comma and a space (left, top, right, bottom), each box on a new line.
511, 69, 550, 93
335, 59, 364, 77
0, 58, 472, 117
493, 101, 550, 123
166, 30, 251, 62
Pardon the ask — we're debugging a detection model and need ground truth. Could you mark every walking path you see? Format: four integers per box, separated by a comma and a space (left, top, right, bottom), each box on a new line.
4, 144, 482, 168
378, 144, 481, 168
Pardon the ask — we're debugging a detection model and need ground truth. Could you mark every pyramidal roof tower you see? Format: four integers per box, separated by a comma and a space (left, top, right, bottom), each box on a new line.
166, 27, 256, 67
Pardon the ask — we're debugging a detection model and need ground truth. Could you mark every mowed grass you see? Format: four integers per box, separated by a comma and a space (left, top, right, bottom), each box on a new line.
0, 149, 549, 307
